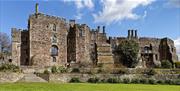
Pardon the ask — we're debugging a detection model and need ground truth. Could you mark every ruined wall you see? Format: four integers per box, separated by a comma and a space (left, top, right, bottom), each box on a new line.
159, 38, 178, 63
20, 30, 29, 65
139, 37, 161, 67
28, 13, 67, 67
11, 28, 21, 66
75, 24, 91, 64
67, 23, 91, 65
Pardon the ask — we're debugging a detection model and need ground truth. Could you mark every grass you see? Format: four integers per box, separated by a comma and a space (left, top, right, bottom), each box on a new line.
0, 83, 179, 91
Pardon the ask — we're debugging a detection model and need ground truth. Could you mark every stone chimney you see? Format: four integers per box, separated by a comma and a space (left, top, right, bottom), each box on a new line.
135, 30, 137, 38
103, 26, 105, 34
128, 30, 131, 38
131, 30, 134, 38
97, 26, 100, 32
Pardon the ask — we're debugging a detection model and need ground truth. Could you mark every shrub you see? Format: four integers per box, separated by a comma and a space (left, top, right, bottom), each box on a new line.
131, 79, 140, 84
123, 78, 130, 84
51, 66, 58, 73
174, 62, 180, 68
71, 68, 80, 73
100, 79, 106, 83
116, 40, 139, 68
107, 78, 119, 83
70, 77, 81, 83
164, 80, 174, 85
146, 69, 156, 76
43, 69, 50, 74
148, 79, 156, 84
88, 77, 99, 83
58, 66, 67, 73
161, 60, 172, 68
139, 79, 148, 84
157, 80, 164, 84
174, 79, 180, 85
0, 63, 20, 72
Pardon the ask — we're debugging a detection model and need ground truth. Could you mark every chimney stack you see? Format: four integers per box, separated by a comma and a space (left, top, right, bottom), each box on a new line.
97, 26, 100, 32
103, 26, 105, 34
128, 30, 131, 38
135, 30, 137, 38
131, 30, 134, 38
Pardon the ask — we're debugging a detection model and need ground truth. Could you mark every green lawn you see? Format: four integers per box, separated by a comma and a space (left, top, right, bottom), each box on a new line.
0, 83, 179, 91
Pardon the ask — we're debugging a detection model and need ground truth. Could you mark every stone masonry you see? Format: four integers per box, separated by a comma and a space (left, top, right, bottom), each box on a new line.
11, 3, 178, 68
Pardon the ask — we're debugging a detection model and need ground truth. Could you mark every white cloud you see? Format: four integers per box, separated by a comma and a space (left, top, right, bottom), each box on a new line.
93, 0, 155, 24
142, 10, 147, 19
64, 0, 94, 20
174, 37, 180, 60
166, 0, 180, 8
64, 0, 94, 9
75, 13, 82, 20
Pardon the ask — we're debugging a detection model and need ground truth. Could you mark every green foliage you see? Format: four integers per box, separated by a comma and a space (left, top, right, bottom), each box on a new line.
174, 62, 180, 68
69, 77, 80, 83
87, 77, 99, 83
71, 68, 80, 73
43, 69, 50, 74
58, 66, 67, 73
174, 79, 180, 85
157, 80, 164, 84
116, 40, 139, 68
145, 69, 156, 76
50, 66, 67, 74
139, 79, 148, 84
148, 79, 156, 84
51, 66, 58, 73
131, 79, 140, 84
161, 60, 172, 68
123, 78, 130, 84
107, 78, 119, 83
0, 63, 20, 72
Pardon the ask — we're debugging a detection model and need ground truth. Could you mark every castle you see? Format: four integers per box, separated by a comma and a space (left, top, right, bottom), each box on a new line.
11, 3, 178, 68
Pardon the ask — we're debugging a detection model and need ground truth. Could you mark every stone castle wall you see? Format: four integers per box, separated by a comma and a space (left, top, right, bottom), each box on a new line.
11, 4, 178, 68
28, 13, 67, 67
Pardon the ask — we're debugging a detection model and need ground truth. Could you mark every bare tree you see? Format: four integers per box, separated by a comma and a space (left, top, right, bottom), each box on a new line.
0, 32, 11, 55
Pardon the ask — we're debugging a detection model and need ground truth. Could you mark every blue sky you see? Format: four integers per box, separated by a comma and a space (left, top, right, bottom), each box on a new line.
0, 0, 180, 58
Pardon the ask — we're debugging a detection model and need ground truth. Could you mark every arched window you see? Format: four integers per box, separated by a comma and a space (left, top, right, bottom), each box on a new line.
53, 24, 56, 31
51, 45, 58, 56
52, 34, 57, 43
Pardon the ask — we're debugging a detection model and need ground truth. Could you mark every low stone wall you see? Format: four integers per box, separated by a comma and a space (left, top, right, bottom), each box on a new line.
49, 73, 180, 83
0, 72, 24, 83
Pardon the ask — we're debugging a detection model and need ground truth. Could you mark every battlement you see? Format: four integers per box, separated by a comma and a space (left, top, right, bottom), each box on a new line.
29, 13, 66, 23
